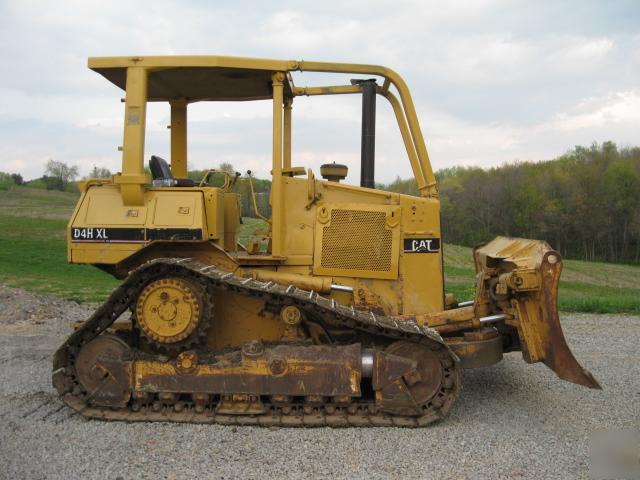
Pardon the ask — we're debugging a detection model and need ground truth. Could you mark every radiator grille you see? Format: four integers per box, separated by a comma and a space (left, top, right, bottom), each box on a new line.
320, 209, 392, 272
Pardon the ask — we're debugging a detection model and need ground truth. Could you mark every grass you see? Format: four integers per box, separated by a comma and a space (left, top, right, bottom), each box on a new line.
0, 185, 79, 220
0, 185, 639, 313
238, 217, 269, 246
0, 215, 119, 302
443, 243, 640, 314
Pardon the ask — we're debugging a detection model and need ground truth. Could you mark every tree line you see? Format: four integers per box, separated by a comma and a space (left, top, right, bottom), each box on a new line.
0, 160, 109, 192
386, 142, 640, 264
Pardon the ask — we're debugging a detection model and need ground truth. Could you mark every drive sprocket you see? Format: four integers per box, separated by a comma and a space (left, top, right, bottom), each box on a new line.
135, 276, 211, 351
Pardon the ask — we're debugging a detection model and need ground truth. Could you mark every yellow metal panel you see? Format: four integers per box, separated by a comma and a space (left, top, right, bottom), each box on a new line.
203, 188, 224, 240
84, 191, 147, 225
70, 242, 142, 265
152, 194, 198, 227
352, 278, 403, 316
69, 186, 224, 266
280, 177, 315, 258
69, 184, 145, 265
208, 290, 283, 350
223, 193, 240, 251
313, 203, 400, 280
399, 195, 444, 314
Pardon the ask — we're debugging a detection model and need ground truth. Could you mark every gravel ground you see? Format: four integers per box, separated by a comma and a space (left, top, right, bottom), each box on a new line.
0, 284, 638, 480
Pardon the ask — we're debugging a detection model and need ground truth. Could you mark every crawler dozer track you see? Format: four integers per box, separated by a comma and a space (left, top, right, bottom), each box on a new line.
53, 258, 461, 427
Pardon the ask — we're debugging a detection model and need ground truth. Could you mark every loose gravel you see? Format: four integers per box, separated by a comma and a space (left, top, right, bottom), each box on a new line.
0, 284, 638, 480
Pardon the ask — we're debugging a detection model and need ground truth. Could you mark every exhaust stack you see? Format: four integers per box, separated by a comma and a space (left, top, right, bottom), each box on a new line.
352, 79, 377, 188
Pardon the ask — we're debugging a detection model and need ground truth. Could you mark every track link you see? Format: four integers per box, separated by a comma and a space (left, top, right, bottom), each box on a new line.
52, 258, 461, 427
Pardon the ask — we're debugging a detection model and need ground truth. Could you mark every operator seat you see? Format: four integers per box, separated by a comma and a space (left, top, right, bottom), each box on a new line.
149, 155, 195, 187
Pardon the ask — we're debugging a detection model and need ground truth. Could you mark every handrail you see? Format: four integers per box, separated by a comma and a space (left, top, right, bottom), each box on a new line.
295, 60, 438, 197
246, 171, 271, 224
292, 84, 431, 195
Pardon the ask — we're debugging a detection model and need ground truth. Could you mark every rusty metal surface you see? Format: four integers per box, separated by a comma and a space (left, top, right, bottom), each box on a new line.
516, 251, 601, 388
132, 343, 362, 397
474, 237, 601, 389
446, 329, 503, 369
74, 334, 132, 407
52, 258, 461, 427
398, 305, 475, 332
379, 341, 448, 415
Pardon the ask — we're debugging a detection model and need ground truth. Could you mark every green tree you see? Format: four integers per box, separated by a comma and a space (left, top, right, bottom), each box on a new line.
384, 141, 640, 264
89, 165, 111, 179
45, 160, 78, 191
0, 172, 13, 190
10, 173, 23, 185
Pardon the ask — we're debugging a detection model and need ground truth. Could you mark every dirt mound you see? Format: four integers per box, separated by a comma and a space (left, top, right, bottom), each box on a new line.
0, 285, 90, 334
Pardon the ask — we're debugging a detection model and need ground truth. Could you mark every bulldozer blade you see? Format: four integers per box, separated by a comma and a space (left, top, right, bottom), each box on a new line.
474, 237, 601, 389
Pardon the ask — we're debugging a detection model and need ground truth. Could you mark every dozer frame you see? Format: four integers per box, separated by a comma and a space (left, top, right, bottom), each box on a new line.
53, 55, 599, 428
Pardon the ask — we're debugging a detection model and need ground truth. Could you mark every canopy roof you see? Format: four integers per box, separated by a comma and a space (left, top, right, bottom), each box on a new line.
89, 56, 302, 101
87, 55, 439, 196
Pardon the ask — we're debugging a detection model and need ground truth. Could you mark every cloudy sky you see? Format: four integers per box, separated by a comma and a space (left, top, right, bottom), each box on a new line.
0, 0, 638, 183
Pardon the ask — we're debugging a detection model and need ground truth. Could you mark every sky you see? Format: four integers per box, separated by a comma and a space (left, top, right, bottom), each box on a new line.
0, 0, 638, 183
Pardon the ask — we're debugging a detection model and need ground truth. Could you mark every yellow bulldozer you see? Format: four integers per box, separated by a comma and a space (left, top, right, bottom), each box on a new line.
52, 55, 600, 427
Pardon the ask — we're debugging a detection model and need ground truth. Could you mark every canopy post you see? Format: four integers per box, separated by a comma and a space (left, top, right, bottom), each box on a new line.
270, 72, 285, 256
170, 98, 188, 178
115, 66, 147, 206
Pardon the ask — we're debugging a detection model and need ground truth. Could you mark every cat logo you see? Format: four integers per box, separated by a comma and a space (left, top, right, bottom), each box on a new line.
404, 238, 441, 253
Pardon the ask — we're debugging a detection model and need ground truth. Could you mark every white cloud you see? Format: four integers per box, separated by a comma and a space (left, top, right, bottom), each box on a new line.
0, 1, 638, 183
422, 34, 616, 86
251, 11, 361, 52
555, 37, 614, 61
549, 90, 640, 131
420, 88, 640, 171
